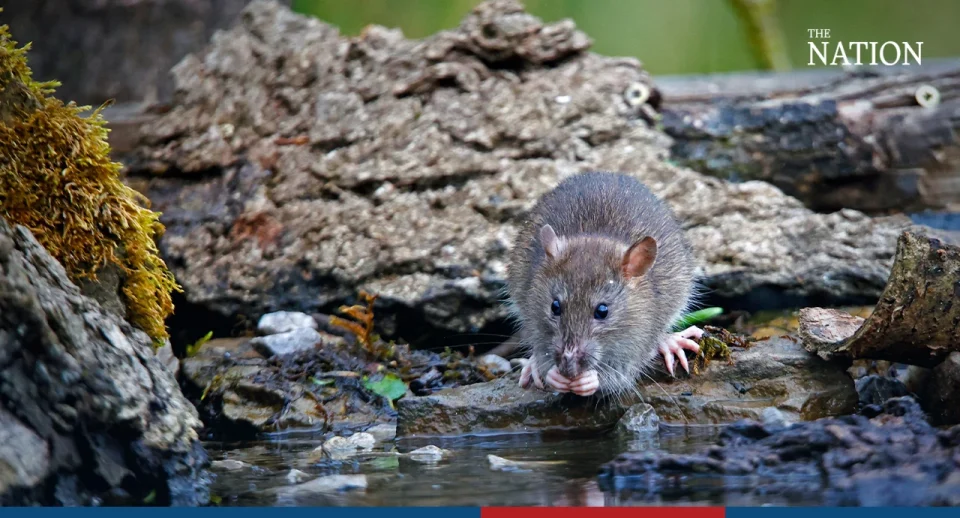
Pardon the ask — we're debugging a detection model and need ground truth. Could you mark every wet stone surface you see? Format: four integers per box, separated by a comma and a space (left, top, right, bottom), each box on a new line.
181, 334, 492, 440
598, 397, 960, 506
397, 374, 635, 437
636, 335, 858, 425
396, 332, 858, 437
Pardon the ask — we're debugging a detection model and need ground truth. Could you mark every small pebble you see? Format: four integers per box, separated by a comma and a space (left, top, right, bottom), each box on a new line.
257, 311, 319, 335
366, 423, 397, 443
273, 474, 367, 496
322, 436, 353, 453
286, 469, 311, 484
211, 459, 249, 471
407, 445, 448, 463
487, 455, 520, 471
250, 328, 323, 358
347, 432, 375, 451
761, 407, 791, 429
479, 354, 512, 375
616, 403, 660, 435
487, 455, 565, 471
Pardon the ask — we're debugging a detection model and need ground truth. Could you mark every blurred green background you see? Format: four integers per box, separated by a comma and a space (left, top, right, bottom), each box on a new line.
292, 0, 960, 75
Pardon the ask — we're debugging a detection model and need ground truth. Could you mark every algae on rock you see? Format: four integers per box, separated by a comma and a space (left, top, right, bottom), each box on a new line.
0, 20, 178, 344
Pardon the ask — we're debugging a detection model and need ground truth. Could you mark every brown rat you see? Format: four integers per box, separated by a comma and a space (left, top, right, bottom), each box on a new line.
505, 171, 703, 398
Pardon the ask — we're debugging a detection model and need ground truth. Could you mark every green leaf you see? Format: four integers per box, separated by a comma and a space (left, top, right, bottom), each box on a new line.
673, 307, 724, 331
363, 373, 407, 403
311, 377, 334, 386
186, 330, 213, 358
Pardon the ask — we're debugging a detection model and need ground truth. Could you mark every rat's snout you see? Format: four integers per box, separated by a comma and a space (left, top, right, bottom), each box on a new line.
556, 346, 583, 378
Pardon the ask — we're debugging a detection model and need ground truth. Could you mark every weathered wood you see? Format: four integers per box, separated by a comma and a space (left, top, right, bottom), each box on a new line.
800, 231, 960, 368
659, 61, 960, 214
105, 61, 960, 215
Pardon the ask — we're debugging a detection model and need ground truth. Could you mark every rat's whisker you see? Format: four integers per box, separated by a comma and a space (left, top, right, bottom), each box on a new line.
638, 369, 688, 426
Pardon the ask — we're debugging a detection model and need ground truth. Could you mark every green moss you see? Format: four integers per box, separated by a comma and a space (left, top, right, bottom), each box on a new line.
0, 19, 179, 345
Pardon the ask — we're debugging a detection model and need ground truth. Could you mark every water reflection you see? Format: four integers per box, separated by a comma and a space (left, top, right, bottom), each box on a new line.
206, 425, 774, 507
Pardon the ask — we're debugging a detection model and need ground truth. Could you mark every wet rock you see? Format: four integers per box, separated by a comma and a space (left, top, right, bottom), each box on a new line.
855, 375, 910, 407
211, 459, 249, 471
479, 354, 512, 375
250, 328, 324, 358
638, 336, 858, 425
406, 445, 449, 463
0, 220, 210, 506
273, 474, 367, 497
366, 423, 398, 443
258, 311, 319, 335
760, 407, 791, 429
181, 353, 391, 440
487, 455, 564, 471
797, 308, 865, 361
127, 0, 920, 344
599, 397, 960, 506
397, 374, 633, 437
399, 334, 855, 434
156, 341, 181, 376
616, 403, 659, 435
924, 352, 960, 425
180, 323, 489, 439
319, 433, 376, 458
347, 432, 376, 451
322, 436, 354, 454
286, 469, 311, 485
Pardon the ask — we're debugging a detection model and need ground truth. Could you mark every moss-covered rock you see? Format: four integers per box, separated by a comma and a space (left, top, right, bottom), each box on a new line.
0, 18, 178, 344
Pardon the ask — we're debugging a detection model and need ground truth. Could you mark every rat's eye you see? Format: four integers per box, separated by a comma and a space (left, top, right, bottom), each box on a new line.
594, 303, 609, 320
551, 299, 562, 316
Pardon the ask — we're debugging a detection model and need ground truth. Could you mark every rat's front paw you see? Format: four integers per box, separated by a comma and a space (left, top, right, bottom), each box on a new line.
658, 325, 703, 376
545, 366, 570, 392
546, 366, 599, 396
568, 370, 599, 396
519, 358, 544, 390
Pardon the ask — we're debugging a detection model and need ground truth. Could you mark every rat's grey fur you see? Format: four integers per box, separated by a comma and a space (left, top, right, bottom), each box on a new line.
506, 171, 697, 397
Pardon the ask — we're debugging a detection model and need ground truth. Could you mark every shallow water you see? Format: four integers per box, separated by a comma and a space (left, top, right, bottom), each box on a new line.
206, 425, 823, 507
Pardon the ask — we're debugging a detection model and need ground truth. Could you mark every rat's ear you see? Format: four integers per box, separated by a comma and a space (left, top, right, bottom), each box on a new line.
622, 236, 657, 280
540, 224, 565, 259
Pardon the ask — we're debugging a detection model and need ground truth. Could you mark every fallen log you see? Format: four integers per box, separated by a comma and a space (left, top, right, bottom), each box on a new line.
660, 62, 960, 214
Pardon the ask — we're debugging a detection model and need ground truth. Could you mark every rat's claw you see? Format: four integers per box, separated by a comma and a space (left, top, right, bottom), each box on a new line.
676, 325, 704, 341
659, 341, 676, 376
658, 328, 703, 376
568, 369, 600, 396
519, 359, 545, 390
546, 366, 571, 392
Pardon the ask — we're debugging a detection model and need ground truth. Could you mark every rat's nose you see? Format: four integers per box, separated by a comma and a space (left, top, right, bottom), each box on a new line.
557, 347, 580, 378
